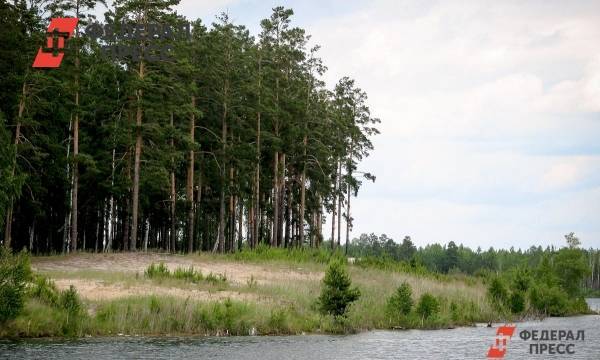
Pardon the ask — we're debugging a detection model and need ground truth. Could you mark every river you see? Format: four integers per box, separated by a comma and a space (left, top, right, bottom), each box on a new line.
2, 300, 599, 359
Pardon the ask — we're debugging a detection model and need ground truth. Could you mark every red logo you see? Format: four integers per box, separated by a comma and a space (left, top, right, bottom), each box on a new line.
32, 18, 79, 68
487, 325, 516, 358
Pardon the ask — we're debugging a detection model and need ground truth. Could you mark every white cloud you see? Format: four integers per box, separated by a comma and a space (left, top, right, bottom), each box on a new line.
310, 0, 600, 248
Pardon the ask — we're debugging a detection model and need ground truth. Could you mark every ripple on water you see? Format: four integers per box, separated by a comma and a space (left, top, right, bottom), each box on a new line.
1, 314, 599, 359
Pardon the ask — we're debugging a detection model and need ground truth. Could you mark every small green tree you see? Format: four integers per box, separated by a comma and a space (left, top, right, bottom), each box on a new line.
318, 261, 360, 317
416, 293, 439, 322
529, 285, 568, 316
386, 282, 413, 318
554, 248, 590, 297
487, 277, 508, 307
508, 292, 525, 314
59, 285, 83, 336
0, 248, 31, 323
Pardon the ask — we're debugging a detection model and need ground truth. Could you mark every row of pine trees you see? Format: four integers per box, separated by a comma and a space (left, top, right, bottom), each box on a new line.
0, 1, 379, 254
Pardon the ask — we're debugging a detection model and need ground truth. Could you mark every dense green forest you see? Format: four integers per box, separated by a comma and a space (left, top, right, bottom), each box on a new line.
1, 1, 598, 294
0, 1, 379, 254
346, 232, 600, 295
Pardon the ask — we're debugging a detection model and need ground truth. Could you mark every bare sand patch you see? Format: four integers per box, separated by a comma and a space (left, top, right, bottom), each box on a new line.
32, 253, 322, 302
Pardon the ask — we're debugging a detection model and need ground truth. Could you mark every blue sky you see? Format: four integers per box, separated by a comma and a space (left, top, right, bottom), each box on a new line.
97, 1, 600, 249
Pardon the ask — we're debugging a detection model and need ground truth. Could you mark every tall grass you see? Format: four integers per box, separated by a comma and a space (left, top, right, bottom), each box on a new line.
144, 263, 226, 286
230, 244, 344, 264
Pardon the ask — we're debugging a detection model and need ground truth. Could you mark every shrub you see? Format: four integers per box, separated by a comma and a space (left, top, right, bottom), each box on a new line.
487, 277, 508, 307
29, 276, 60, 306
145, 262, 170, 279
568, 297, 590, 314
205, 272, 227, 285
59, 285, 83, 336
173, 266, 203, 283
318, 260, 360, 317
386, 282, 413, 319
554, 248, 590, 297
529, 286, 568, 316
416, 293, 439, 321
510, 267, 531, 293
0, 248, 31, 323
60, 285, 82, 316
508, 292, 525, 314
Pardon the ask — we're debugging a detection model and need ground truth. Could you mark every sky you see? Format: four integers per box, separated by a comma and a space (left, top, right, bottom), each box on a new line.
96, 1, 600, 250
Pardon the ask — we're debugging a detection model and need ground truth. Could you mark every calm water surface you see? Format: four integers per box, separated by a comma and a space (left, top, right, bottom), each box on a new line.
2, 301, 599, 359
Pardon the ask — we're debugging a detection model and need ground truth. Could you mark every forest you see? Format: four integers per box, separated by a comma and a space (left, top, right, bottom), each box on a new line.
346, 232, 600, 296
0, 0, 380, 254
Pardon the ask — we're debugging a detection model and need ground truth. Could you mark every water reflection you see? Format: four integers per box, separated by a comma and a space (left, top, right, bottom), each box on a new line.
1, 307, 599, 359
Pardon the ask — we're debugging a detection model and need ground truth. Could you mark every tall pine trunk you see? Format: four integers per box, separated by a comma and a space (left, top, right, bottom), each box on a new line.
4, 82, 26, 248
131, 57, 144, 251
169, 112, 176, 253
330, 159, 338, 250
345, 144, 353, 255
336, 161, 342, 247
187, 96, 196, 253
71, 2, 81, 252
299, 134, 307, 247
217, 94, 228, 253
253, 55, 262, 249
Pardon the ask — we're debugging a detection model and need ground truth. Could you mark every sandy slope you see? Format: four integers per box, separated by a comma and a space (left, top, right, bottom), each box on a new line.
32, 253, 321, 302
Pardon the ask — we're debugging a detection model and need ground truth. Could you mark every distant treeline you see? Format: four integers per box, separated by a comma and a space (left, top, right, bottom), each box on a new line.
347, 232, 600, 292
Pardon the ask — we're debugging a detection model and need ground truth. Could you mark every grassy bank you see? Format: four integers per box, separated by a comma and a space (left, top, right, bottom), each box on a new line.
0, 248, 561, 338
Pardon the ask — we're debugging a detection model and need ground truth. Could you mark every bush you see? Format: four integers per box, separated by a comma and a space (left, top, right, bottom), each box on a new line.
60, 285, 82, 316
487, 277, 508, 307
508, 292, 525, 314
529, 286, 568, 316
29, 276, 60, 306
386, 282, 413, 319
510, 267, 531, 293
58, 285, 84, 336
205, 272, 227, 285
173, 266, 203, 283
318, 260, 360, 317
416, 293, 439, 321
145, 262, 170, 279
0, 248, 31, 323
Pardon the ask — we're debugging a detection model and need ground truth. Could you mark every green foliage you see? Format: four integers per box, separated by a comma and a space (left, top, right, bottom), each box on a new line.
0, 248, 31, 323
529, 285, 569, 316
386, 282, 413, 319
318, 261, 360, 317
58, 285, 84, 336
508, 292, 525, 314
59, 285, 83, 316
415, 293, 439, 320
232, 244, 339, 264
29, 276, 59, 306
510, 267, 531, 293
145, 262, 170, 279
173, 266, 204, 283
554, 248, 590, 297
145, 262, 226, 286
0, 112, 24, 223
487, 277, 509, 307
205, 272, 227, 285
